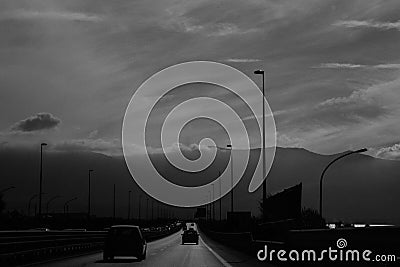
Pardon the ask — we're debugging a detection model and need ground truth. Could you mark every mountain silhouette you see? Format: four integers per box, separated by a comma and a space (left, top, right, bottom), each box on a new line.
0, 146, 399, 224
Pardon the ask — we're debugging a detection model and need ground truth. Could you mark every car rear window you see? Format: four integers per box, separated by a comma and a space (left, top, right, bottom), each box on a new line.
109, 228, 142, 241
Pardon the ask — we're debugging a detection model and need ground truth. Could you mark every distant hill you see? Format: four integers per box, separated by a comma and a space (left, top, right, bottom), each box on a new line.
0, 146, 399, 224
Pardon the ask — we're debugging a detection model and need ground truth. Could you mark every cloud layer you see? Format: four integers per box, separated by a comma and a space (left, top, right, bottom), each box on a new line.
334, 20, 400, 31
314, 63, 400, 69
1, 10, 102, 22
1, 0, 400, 159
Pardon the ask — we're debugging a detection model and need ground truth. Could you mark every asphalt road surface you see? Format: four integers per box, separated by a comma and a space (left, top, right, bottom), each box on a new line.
34, 223, 266, 267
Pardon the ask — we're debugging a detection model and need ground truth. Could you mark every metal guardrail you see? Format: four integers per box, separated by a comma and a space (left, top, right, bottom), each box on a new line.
0, 225, 182, 266
0, 230, 106, 266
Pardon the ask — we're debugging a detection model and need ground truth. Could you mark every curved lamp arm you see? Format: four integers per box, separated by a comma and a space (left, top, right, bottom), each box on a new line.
319, 148, 367, 218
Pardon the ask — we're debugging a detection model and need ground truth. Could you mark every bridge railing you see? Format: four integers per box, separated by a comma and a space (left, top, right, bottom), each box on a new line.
0, 230, 106, 266
0, 224, 182, 266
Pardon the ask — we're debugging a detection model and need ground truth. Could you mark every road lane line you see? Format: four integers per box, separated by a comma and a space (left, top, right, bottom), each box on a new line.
199, 236, 233, 267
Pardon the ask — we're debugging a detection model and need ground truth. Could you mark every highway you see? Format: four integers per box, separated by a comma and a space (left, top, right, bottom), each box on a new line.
34, 223, 270, 267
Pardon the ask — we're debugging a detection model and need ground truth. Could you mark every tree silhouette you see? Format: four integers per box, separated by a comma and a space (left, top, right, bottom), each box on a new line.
300, 207, 325, 229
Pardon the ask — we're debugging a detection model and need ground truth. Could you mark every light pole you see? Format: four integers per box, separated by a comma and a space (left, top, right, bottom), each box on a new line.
138, 195, 142, 222
227, 144, 234, 213
113, 184, 116, 220
319, 148, 367, 218
38, 142, 47, 216
151, 200, 154, 222
207, 190, 212, 222
128, 190, 131, 220
146, 197, 149, 221
219, 171, 222, 221
64, 197, 77, 214
46, 195, 60, 214
28, 194, 38, 216
88, 169, 94, 217
254, 69, 267, 218
211, 183, 215, 222
28, 193, 46, 216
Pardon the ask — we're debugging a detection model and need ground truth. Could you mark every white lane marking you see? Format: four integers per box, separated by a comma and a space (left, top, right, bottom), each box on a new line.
199, 235, 233, 267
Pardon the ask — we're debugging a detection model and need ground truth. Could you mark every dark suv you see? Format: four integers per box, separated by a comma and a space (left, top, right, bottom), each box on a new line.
181, 229, 199, 245
103, 225, 147, 261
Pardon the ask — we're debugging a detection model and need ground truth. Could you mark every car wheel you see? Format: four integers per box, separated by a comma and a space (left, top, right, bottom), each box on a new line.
139, 249, 146, 261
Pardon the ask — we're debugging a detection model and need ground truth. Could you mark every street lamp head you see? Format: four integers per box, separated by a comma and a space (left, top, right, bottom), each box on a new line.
89, 169, 94, 172
357, 148, 368, 153
254, 70, 264, 74
226, 144, 232, 148
0, 186, 16, 194
41, 143, 47, 146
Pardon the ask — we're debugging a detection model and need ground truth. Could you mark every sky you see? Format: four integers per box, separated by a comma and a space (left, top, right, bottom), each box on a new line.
1, 0, 400, 160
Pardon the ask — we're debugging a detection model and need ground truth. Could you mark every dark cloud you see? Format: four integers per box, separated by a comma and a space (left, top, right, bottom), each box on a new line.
11, 113, 61, 132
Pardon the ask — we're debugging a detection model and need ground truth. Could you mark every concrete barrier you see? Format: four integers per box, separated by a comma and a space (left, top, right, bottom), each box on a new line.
200, 225, 285, 253
203, 229, 253, 249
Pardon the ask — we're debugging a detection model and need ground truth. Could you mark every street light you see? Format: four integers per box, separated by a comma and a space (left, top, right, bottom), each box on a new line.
113, 184, 116, 220
128, 190, 131, 220
63, 197, 77, 214
211, 183, 215, 222
226, 144, 234, 213
88, 169, 94, 217
138, 195, 142, 222
204, 147, 225, 219
0, 186, 16, 194
46, 195, 61, 214
151, 200, 154, 222
28, 193, 47, 216
207, 190, 211, 221
254, 69, 267, 218
38, 142, 47, 216
319, 148, 367, 218
146, 197, 149, 221
219, 171, 222, 222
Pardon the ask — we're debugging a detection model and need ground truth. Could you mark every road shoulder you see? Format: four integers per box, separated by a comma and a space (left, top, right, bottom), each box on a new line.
199, 228, 276, 267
